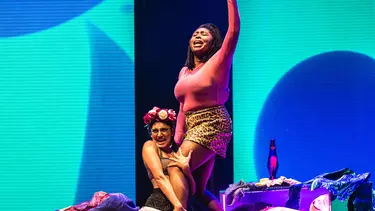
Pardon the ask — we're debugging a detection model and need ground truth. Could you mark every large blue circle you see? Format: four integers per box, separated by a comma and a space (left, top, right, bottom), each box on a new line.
0, 1, 103, 37
255, 51, 375, 181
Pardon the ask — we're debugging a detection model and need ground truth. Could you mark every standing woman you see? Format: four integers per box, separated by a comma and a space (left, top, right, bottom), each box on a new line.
171, 0, 240, 210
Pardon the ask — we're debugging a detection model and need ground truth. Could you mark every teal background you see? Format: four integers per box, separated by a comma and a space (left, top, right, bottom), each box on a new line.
0, 0, 134, 210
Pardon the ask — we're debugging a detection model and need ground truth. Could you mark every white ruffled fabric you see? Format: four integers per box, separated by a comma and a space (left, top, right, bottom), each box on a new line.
139, 206, 161, 211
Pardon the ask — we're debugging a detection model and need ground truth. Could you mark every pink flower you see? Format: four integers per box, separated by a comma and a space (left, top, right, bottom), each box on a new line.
144, 107, 177, 126
152, 106, 161, 112
158, 109, 168, 120
148, 109, 157, 116
168, 109, 176, 116
167, 109, 176, 121
143, 114, 152, 124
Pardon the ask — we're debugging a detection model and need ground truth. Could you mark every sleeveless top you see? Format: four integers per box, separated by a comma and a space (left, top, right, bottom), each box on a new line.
146, 148, 170, 180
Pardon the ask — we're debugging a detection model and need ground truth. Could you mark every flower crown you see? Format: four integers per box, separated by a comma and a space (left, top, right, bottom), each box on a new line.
143, 106, 177, 126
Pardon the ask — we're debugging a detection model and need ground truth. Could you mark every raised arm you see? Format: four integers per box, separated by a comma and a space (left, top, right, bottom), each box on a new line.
142, 141, 184, 210
220, 0, 240, 57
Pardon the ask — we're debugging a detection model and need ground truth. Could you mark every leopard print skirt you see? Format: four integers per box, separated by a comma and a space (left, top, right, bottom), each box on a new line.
184, 105, 233, 158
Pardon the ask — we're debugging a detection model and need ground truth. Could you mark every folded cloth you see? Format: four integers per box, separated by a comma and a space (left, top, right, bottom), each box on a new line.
230, 202, 271, 211
262, 207, 298, 211
61, 191, 110, 211
224, 177, 300, 206
89, 193, 140, 211
285, 183, 303, 210
303, 168, 375, 211
224, 180, 263, 206
139, 207, 160, 211
58, 191, 139, 211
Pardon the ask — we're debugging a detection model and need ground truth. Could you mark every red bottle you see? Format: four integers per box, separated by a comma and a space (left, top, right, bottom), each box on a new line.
267, 139, 279, 180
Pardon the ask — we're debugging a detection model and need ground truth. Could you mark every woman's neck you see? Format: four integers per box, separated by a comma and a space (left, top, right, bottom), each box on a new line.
160, 146, 172, 154
194, 57, 203, 68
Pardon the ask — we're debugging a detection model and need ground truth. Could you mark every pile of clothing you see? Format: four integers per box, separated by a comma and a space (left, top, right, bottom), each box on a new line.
224, 176, 300, 207
225, 168, 375, 211
57, 191, 139, 211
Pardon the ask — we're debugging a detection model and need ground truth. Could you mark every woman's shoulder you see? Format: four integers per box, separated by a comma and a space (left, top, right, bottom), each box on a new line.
180, 66, 188, 71
143, 140, 161, 154
143, 140, 156, 149
142, 141, 159, 160
178, 66, 189, 79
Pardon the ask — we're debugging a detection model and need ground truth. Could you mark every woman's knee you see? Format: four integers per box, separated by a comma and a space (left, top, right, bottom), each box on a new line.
167, 166, 181, 175
180, 141, 215, 171
168, 167, 188, 189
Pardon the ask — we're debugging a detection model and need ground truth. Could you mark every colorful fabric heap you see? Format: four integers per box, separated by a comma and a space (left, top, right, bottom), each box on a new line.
224, 176, 300, 206
225, 168, 375, 211
303, 168, 374, 211
57, 191, 139, 211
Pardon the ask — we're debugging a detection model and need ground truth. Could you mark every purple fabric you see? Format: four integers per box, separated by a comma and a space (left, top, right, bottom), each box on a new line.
89, 193, 140, 211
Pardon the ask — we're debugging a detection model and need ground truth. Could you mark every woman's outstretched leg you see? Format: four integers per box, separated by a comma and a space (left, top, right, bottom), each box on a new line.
167, 166, 189, 208
169, 141, 222, 210
192, 155, 223, 210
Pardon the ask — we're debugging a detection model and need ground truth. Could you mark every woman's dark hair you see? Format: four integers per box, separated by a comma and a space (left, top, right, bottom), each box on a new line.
147, 119, 178, 152
185, 23, 223, 70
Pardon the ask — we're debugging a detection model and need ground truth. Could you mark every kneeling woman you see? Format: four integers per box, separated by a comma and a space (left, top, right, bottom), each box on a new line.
141, 107, 195, 211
